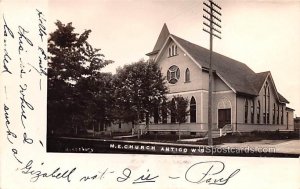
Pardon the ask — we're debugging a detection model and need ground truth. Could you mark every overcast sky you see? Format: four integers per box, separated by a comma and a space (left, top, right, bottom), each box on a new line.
49, 0, 300, 116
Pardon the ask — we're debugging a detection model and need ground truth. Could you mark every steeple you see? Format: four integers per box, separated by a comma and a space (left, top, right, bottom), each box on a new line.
152, 23, 170, 52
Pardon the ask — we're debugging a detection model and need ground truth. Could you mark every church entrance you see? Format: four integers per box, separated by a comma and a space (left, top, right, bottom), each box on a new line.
218, 109, 231, 128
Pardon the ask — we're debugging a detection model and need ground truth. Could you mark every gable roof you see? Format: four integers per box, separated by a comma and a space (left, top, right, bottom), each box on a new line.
171, 34, 259, 96
147, 24, 289, 103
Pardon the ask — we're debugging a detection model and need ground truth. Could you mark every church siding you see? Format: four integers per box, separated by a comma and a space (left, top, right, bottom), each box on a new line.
159, 41, 203, 93
147, 24, 292, 133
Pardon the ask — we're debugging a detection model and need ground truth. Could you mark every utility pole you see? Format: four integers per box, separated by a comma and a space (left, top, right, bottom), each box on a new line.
203, 0, 222, 146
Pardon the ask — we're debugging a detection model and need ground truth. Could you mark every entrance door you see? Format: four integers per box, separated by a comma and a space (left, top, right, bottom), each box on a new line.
218, 109, 231, 128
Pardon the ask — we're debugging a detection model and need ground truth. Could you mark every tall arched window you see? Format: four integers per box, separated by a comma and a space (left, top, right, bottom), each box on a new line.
185, 68, 190, 82
175, 45, 177, 55
245, 99, 248, 123
267, 87, 270, 124
168, 48, 171, 57
257, 100, 261, 123
250, 99, 254, 123
190, 97, 196, 123
171, 98, 176, 123
277, 104, 280, 124
272, 103, 276, 124
263, 82, 270, 124
281, 106, 284, 124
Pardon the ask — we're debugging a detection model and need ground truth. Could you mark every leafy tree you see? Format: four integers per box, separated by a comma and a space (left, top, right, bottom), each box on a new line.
168, 95, 189, 139
48, 21, 112, 135
113, 60, 168, 128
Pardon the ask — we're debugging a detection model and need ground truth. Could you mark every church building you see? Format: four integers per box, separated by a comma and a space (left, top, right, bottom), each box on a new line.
146, 24, 294, 133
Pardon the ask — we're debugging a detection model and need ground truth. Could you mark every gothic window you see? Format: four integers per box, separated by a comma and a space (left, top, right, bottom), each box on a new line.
277, 104, 280, 124
172, 45, 175, 56
250, 99, 254, 123
245, 99, 248, 123
272, 103, 276, 124
257, 100, 261, 124
281, 106, 284, 124
267, 87, 270, 124
167, 65, 180, 84
263, 82, 270, 124
168, 45, 178, 57
185, 68, 190, 82
190, 96, 196, 123
171, 98, 176, 123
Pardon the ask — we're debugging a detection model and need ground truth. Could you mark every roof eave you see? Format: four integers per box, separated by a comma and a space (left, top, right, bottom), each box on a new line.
146, 50, 159, 56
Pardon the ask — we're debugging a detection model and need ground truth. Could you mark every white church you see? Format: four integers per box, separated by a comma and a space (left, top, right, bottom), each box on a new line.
143, 24, 294, 134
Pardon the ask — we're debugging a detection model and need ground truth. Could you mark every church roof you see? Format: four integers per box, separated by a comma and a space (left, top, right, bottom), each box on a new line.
147, 24, 289, 103
171, 34, 258, 96
152, 23, 170, 52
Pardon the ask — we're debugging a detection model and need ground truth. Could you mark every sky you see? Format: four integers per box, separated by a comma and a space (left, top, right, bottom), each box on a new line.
49, 0, 300, 116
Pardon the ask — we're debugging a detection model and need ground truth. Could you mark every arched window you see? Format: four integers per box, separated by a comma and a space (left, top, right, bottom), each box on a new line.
190, 96, 196, 123
267, 87, 270, 124
171, 45, 176, 56
245, 99, 248, 123
277, 104, 280, 124
257, 100, 261, 123
250, 99, 254, 123
272, 103, 276, 124
281, 106, 284, 124
168, 45, 178, 57
170, 98, 176, 123
185, 68, 190, 82
263, 82, 270, 124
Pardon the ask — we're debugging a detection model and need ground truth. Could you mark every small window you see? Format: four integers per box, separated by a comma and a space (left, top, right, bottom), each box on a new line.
168, 45, 178, 57
172, 45, 174, 56
185, 68, 190, 82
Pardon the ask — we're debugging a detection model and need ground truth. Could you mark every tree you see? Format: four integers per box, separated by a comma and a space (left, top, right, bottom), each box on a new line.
168, 95, 189, 140
48, 21, 112, 135
113, 60, 168, 128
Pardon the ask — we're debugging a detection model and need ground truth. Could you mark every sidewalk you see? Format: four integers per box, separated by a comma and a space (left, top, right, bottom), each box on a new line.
218, 139, 300, 155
